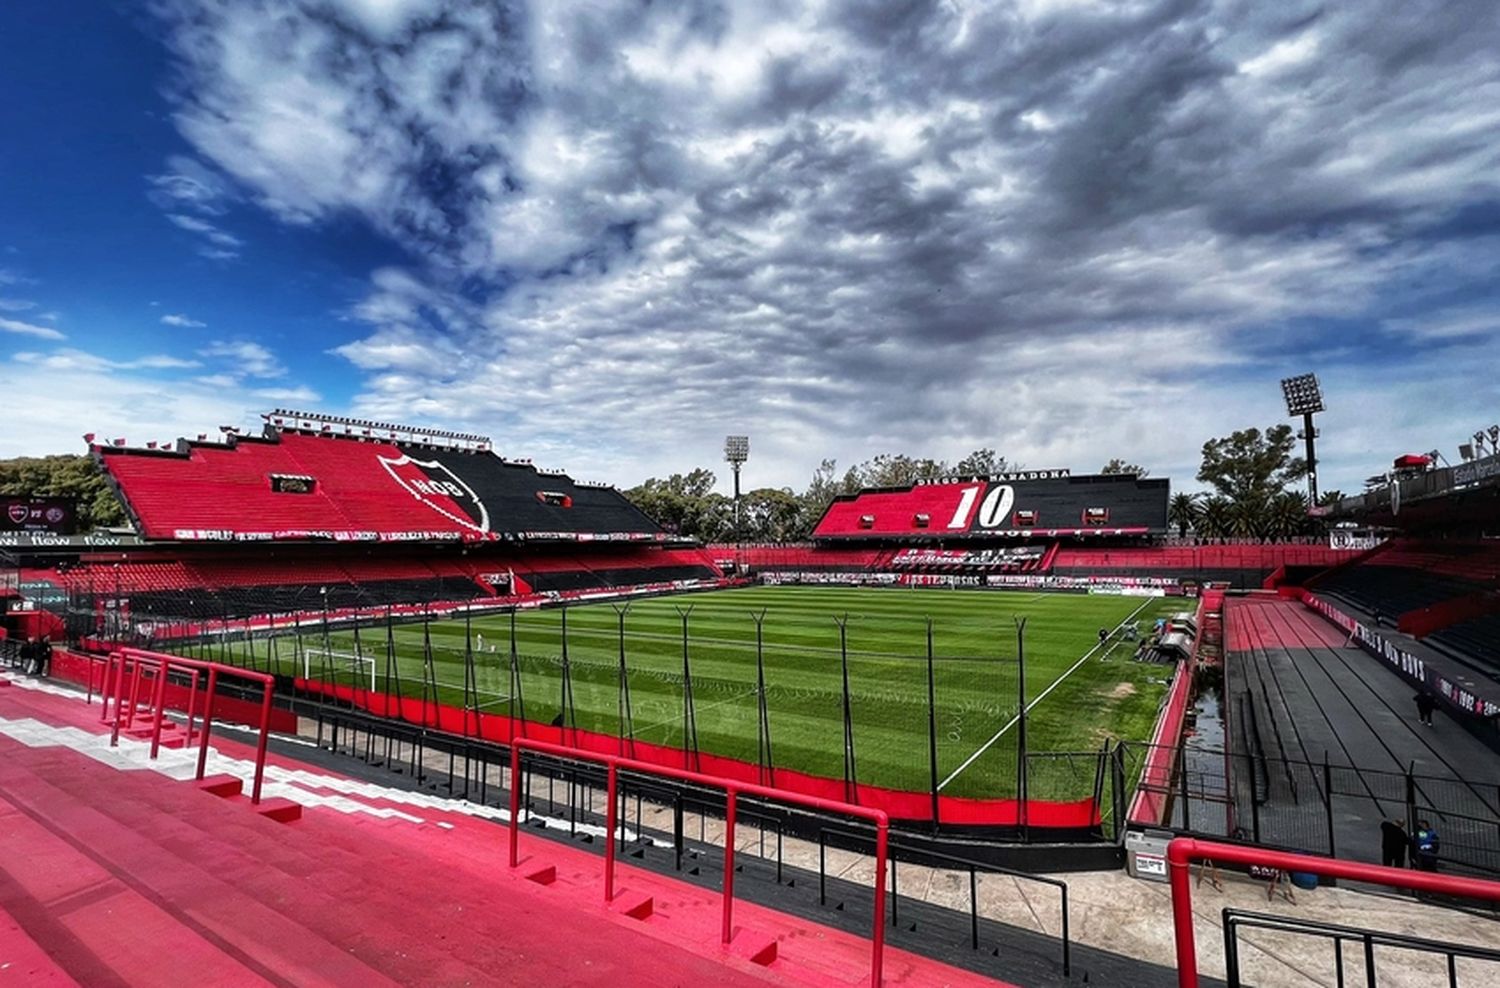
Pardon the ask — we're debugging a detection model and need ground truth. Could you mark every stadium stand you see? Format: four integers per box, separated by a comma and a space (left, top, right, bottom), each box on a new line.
97, 429, 660, 542
814, 473, 1168, 538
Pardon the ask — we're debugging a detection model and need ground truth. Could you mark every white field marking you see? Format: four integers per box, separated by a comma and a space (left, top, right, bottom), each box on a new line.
937, 597, 1155, 792
631, 686, 760, 739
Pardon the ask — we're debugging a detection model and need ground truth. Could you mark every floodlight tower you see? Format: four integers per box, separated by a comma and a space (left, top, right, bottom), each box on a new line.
1281, 373, 1325, 503
724, 435, 749, 538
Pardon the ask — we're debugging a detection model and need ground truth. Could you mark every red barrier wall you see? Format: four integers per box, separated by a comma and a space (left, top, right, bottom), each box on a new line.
1126, 589, 1218, 826
300, 680, 1100, 829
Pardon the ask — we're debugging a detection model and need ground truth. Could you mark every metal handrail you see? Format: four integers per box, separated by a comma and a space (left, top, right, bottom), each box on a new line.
1222, 908, 1500, 987
509, 737, 891, 988
95, 647, 276, 803
1168, 838, 1500, 988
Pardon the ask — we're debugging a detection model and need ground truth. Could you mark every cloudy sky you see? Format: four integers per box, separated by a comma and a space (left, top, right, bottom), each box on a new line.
2, 0, 1497, 495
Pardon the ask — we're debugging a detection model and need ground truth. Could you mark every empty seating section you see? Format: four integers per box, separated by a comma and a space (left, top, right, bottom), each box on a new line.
1430, 613, 1500, 669
816, 485, 978, 537
99, 431, 661, 541
813, 474, 1169, 537
1313, 540, 1500, 618
1309, 540, 1500, 674
24, 544, 723, 624
1054, 544, 1354, 571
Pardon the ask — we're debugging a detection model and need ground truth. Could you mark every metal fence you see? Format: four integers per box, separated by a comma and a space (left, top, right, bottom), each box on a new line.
50, 586, 1142, 838
1130, 738, 1500, 877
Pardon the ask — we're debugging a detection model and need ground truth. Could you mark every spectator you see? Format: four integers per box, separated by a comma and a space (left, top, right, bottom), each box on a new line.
1413, 689, 1436, 728
21, 637, 39, 675
39, 636, 52, 676
1380, 818, 1407, 869
1413, 820, 1440, 871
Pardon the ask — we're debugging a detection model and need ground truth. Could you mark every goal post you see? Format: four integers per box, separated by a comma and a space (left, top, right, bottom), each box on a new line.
303, 647, 378, 692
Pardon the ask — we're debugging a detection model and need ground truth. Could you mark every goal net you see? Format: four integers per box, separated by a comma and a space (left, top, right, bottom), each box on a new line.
303, 647, 378, 692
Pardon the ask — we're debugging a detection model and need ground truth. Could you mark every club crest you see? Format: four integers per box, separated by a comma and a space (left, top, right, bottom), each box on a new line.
377, 454, 491, 534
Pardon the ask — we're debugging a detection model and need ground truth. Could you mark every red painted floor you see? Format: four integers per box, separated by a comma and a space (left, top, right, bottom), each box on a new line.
0, 677, 1013, 988
1225, 595, 1349, 653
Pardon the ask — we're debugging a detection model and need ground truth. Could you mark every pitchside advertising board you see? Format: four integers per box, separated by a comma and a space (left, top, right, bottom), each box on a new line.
1, 496, 76, 534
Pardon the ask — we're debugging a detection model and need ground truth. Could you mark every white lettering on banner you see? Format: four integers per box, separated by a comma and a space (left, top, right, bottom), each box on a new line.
1454, 454, 1500, 486
1305, 595, 1500, 718
976, 485, 1014, 529
947, 486, 981, 529
1329, 531, 1383, 551
917, 469, 1071, 485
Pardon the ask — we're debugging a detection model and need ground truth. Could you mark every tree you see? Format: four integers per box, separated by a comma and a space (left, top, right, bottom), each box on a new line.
1168, 492, 1200, 538
796, 458, 842, 539
1100, 458, 1148, 477
1196, 425, 1307, 537
1197, 425, 1306, 505
1266, 490, 1312, 540
625, 469, 722, 538
1197, 496, 1233, 539
953, 448, 1009, 477
740, 487, 803, 542
0, 454, 127, 530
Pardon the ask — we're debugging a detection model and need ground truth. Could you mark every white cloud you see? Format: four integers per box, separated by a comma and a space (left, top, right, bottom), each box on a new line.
161, 313, 207, 328
142, 0, 1500, 495
14, 348, 201, 372
0, 297, 36, 312
0, 316, 65, 340
199, 339, 284, 378
251, 384, 323, 403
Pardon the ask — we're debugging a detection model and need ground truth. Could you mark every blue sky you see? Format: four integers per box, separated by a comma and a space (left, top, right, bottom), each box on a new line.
2, 1, 1498, 495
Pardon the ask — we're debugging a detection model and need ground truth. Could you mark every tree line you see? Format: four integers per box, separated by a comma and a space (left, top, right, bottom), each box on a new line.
0, 455, 128, 531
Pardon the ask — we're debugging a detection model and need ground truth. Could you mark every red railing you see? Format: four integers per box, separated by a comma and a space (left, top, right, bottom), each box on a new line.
1168, 838, 1500, 988
95, 647, 276, 804
507, 738, 891, 988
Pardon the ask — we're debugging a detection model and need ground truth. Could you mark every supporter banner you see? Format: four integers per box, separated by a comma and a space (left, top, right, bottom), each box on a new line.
762, 571, 899, 586
1328, 531, 1383, 551
986, 573, 1184, 592
899, 573, 984, 587
1453, 453, 1500, 487
1304, 593, 1500, 719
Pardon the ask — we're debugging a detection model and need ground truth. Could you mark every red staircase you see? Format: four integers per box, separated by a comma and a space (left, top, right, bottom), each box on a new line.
0, 676, 1012, 988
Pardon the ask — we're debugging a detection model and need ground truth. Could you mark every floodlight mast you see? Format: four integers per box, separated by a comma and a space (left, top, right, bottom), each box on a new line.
724, 435, 749, 539
1280, 373, 1325, 503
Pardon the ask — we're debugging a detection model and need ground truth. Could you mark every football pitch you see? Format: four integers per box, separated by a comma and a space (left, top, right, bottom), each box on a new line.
264, 585, 1179, 802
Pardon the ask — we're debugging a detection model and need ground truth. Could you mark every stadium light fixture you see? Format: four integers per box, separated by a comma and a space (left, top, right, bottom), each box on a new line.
1280, 373, 1325, 416
724, 435, 750, 540
1280, 373, 1325, 502
1477, 431, 1489, 457
1459, 443, 1475, 462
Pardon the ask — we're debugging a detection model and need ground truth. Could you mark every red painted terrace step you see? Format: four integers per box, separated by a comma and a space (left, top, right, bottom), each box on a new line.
0, 679, 1013, 988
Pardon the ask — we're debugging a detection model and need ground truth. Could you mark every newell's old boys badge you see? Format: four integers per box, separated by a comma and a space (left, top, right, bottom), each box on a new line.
8, 504, 30, 525
377, 454, 491, 534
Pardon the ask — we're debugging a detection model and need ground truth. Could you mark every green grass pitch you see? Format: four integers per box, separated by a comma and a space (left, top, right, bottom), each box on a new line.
261, 585, 1179, 802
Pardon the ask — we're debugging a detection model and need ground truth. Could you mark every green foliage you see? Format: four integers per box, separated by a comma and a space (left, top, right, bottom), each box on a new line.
1194, 424, 1311, 537
1100, 458, 1148, 477
1168, 491, 1200, 538
0, 454, 127, 530
631, 448, 1016, 541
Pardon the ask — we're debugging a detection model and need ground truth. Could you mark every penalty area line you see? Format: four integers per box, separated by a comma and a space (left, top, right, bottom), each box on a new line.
937, 597, 1155, 792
